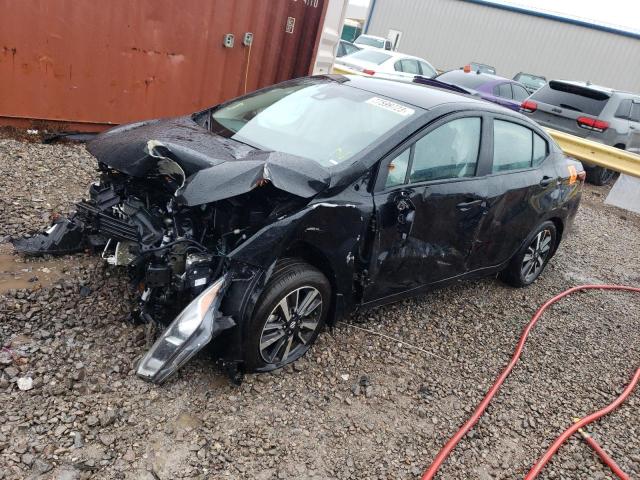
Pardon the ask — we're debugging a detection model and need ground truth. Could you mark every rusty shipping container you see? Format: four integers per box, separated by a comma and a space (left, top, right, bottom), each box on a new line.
0, 0, 329, 131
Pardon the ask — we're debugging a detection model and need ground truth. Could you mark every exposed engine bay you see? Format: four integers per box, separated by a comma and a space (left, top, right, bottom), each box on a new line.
16, 159, 305, 325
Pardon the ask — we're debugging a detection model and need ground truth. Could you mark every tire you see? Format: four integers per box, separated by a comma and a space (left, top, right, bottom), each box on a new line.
586, 166, 616, 186
243, 259, 331, 372
500, 221, 557, 288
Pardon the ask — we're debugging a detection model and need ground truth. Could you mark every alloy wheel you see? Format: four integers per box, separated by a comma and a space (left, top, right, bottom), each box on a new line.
259, 286, 323, 364
600, 168, 616, 185
521, 229, 552, 283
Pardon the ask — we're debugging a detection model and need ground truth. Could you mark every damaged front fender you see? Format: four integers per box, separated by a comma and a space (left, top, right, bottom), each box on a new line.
136, 275, 234, 383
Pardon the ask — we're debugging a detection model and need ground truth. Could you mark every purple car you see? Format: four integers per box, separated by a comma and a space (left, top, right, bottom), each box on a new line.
425, 70, 531, 112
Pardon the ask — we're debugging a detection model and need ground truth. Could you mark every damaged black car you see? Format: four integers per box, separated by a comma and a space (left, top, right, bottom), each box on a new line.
14, 75, 584, 383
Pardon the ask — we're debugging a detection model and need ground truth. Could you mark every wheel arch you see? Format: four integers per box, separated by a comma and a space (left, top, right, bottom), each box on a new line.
283, 241, 341, 326
547, 216, 564, 255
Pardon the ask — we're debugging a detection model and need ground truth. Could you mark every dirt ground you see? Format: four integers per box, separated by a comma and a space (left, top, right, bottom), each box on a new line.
1, 137, 639, 479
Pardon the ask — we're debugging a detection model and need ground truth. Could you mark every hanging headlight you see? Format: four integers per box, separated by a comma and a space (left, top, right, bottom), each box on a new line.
137, 276, 227, 383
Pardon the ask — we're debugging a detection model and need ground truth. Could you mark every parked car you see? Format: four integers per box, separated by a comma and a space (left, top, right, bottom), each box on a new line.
521, 80, 640, 185
335, 39, 360, 58
333, 49, 437, 82
434, 70, 530, 111
15, 75, 584, 384
353, 34, 392, 50
513, 72, 547, 94
465, 62, 496, 75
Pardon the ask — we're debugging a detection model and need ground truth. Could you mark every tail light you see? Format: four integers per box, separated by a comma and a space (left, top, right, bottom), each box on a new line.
362, 69, 375, 75
577, 116, 609, 132
520, 100, 537, 113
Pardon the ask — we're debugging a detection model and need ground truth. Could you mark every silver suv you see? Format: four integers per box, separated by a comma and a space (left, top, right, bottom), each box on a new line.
520, 80, 640, 185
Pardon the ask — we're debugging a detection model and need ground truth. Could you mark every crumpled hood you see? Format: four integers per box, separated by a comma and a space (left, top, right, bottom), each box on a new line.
87, 116, 332, 206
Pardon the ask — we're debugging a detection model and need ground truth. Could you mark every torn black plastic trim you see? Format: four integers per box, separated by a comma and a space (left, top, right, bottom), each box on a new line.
12, 218, 85, 256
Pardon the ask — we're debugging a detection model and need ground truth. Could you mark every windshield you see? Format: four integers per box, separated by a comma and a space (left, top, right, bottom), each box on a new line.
343, 49, 391, 65
207, 81, 418, 167
470, 63, 496, 74
517, 74, 546, 88
355, 36, 385, 48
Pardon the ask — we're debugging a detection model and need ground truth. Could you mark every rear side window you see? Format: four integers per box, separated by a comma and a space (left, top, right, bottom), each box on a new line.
493, 120, 547, 172
631, 103, 640, 122
400, 59, 420, 74
532, 133, 548, 166
530, 81, 610, 116
512, 85, 530, 102
615, 99, 632, 119
495, 83, 512, 99
419, 61, 436, 78
410, 118, 481, 182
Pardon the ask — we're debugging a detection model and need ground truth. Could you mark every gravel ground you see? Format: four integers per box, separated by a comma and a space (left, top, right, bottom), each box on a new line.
1, 137, 639, 480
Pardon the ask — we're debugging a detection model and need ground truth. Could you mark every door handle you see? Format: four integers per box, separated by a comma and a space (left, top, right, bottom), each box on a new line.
539, 176, 556, 187
456, 199, 484, 211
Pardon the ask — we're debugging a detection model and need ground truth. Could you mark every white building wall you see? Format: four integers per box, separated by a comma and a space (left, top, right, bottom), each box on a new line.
366, 0, 640, 92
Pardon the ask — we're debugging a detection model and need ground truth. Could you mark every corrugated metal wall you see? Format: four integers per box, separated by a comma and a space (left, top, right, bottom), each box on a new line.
367, 0, 640, 93
0, 0, 327, 131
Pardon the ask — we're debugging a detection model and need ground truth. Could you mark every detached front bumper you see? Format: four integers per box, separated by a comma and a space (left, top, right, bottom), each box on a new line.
136, 275, 235, 383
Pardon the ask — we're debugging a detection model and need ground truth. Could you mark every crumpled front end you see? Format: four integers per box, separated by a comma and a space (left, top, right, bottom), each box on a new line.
13, 118, 330, 383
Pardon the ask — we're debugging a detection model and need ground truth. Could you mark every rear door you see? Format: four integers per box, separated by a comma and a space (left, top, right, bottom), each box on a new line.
468, 114, 560, 270
363, 112, 490, 302
526, 81, 611, 136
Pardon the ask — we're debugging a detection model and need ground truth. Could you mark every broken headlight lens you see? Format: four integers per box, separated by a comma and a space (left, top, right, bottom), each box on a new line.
136, 276, 227, 383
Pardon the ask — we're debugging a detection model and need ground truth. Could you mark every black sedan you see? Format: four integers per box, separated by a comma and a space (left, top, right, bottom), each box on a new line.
15, 75, 584, 383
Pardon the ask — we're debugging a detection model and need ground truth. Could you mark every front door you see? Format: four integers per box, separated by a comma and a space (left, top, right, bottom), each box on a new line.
363, 114, 490, 303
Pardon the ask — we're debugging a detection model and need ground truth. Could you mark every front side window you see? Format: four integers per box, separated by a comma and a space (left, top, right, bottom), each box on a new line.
493, 120, 547, 172
410, 118, 481, 183
208, 81, 418, 167
385, 148, 410, 188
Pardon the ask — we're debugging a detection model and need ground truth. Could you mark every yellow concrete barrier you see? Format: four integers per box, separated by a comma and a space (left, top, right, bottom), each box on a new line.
545, 128, 640, 178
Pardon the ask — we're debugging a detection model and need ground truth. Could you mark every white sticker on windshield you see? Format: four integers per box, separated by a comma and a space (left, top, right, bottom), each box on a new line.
366, 97, 414, 116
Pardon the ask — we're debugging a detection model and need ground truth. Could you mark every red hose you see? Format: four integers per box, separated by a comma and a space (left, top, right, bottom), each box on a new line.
574, 424, 631, 480
421, 284, 640, 480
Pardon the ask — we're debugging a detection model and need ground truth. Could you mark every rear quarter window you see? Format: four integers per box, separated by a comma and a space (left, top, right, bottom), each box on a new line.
531, 81, 610, 116
493, 120, 547, 171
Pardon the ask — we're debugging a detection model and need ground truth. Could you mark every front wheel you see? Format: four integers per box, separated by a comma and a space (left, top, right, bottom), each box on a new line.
243, 259, 330, 372
501, 221, 557, 287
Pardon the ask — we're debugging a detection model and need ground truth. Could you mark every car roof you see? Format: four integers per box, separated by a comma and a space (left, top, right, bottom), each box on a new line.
329, 74, 490, 110
440, 70, 519, 85
548, 79, 640, 97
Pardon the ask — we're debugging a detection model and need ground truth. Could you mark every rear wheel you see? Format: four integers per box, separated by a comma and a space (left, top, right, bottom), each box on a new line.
244, 259, 330, 372
586, 166, 616, 186
501, 221, 557, 287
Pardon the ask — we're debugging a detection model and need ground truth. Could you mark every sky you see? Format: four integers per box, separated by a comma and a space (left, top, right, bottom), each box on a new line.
349, 0, 640, 34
